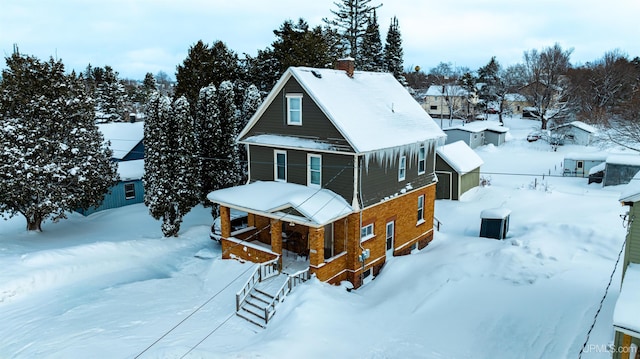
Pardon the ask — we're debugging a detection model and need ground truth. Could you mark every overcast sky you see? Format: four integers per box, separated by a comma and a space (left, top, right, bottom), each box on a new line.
2, 0, 639, 80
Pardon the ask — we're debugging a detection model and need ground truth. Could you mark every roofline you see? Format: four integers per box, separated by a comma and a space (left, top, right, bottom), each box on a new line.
614, 324, 640, 339
239, 141, 355, 156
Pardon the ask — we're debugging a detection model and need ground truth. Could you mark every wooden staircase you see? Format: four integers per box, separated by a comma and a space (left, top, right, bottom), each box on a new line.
235, 258, 310, 328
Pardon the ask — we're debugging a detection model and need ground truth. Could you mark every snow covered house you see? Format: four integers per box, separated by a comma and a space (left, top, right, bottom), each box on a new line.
549, 121, 597, 146
562, 152, 607, 178
422, 84, 478, 119
443, 122, 509, 149
208, 59, 446, 289
613, 176, 640, 358
435, 141, 484, 200
77, 122, 145, 215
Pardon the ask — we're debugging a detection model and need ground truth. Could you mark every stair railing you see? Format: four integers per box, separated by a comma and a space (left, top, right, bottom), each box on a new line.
264, 268, 310, 324
236, 257, 280, 312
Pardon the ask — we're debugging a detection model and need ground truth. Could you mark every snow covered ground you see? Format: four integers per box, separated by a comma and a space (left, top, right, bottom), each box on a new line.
0, 116, 632, 358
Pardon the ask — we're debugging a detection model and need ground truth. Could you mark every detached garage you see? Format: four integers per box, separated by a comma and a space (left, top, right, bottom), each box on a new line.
436, 141, 484, 200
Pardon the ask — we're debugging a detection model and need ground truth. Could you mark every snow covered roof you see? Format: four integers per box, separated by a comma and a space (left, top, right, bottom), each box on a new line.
568, 121, 597, 134
98, 122, 144, 160
504, 93, 527, 102
607, 154, 640, 166
437, 141, 483, 175
619, 171, 640, 203
117, 159, 144, 181
564, 152, 608, 161
444, 121, 509, 133
425, 85, 469, 97
240, 67, 445, 154
588, 162, 606, 175
480, 208, 511, 219
613, 263, 640, 336
242, 134, 335, 151
207, 181, 354, 227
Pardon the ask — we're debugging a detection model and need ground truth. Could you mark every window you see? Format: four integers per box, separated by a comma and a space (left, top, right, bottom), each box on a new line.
418, 146, 426, 174
308, 154, 321, 187
398, 156, 406, 181
287, 94, 302, 125
430, 105, 438, 110
124, 183, 136, 200
361, 223, 374, 240
417, 195, 425, 223
274, 150, 287, 182
577, 160, 584, 169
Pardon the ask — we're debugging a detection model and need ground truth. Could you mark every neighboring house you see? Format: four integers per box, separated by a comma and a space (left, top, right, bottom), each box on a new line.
443, 122, 509, 149
562, 152, 607, 178
97, 121, 145, 161
603, 155, 640, 187
423, 84, 478, 119
503, 93, 529, 116
613, 175, 640, 358
550, 121, 598, 146
208, 59, 446, 289
435, 141, 484, 200
77, 160, 144, 215
78, 122, 145, 215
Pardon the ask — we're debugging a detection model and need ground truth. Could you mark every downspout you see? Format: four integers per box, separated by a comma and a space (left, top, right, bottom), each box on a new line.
357, 155, 367, 285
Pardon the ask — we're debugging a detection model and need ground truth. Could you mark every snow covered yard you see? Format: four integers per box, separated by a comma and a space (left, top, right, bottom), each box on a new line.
0, 117, 631, 358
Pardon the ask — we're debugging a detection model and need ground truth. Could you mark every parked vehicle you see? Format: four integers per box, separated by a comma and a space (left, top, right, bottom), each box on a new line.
210, 210, 248, 242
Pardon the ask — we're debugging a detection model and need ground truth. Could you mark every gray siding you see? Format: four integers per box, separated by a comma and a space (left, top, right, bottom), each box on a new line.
248, 145, 354, 203
360, 147, 437, 207
242, 77, 353, 152
460, 169, 480, 197
484, 131, 505, 146
435, 157, 457, 200
444, 129, 485, 149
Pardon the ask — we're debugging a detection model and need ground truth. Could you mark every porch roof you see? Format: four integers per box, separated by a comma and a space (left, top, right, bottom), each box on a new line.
207, 181, 354, 227
613, 263, 640, 337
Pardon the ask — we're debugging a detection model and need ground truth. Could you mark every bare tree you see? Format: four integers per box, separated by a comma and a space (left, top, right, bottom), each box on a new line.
521, 43, 573, 129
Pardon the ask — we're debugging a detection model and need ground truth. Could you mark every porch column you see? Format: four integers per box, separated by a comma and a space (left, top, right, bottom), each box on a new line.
270, 218, 283, 269
220, 206, 231, 239
308, 226, 325, 268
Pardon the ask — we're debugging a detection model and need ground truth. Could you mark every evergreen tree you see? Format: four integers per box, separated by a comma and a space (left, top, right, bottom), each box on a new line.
195, 84, 220, 204
143, 72, 157, 94
0, 52, 118, 231
384, 16, 407, 85
359, 10, 384, 71
174, 40, 240, 116
213, 81, 243, 192
143, 93, 199, 237
324, 0, 382, 66
239, 84, 262, 182
94, 66, 126, 122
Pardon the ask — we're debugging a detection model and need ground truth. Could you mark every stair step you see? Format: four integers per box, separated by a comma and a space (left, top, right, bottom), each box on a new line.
236, 309, 266, 328
241, 301, 267, 318
251, 289, 274, 304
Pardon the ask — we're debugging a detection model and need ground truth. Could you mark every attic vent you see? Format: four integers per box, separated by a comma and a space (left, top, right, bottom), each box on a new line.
311, 70, 322, 79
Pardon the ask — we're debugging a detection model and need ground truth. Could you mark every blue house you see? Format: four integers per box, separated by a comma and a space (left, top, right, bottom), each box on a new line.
78, 122, 145, 215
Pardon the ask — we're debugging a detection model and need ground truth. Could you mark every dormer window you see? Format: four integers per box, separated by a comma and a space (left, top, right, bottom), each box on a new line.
286, 94, 303, 125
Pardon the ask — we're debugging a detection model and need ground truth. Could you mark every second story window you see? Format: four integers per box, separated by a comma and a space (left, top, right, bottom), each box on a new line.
398, 155, 406, 181
418, 145, 426, 175
308, 154, 322, 187
287, 94, 302, 125
274, 150, 287, 182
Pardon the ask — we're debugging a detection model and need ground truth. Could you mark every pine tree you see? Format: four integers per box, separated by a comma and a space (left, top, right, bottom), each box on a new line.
359, 10, 385, 71
213, 81, 243, 191
94, 66, 127, 122
195, 85, 220, 204
142, 72, 157, 94
175, 40, 240, 116
0, 52, 118, 231
143, 93, 199, 237
238, 84, 262, 182
324, 0, 382, 67
384, 16, 407, 85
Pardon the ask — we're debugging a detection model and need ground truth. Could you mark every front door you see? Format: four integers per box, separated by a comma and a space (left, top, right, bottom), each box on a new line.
386, 221, 395, 257
576, 160, 584, 177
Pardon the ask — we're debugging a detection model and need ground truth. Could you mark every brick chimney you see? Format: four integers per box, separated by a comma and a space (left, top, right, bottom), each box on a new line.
336, 57, 355, 78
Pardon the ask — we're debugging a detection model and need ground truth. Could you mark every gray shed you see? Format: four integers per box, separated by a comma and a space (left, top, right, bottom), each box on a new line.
443, 122, 509, 149
435, 141, 484, 200
604, 155, 640, 187
480, 208, 511, 239
563, 152, 607, 177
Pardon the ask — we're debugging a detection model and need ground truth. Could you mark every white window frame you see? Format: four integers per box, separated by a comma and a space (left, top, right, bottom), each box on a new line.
307, 154, 322, 187
274, 150, 287, 182
361, 223, 374, 241
417, 194, 425, 224
398, 155, 406, 181
286, 94, 303, 125
124, 182, 136, 200
418, 146, 426, 175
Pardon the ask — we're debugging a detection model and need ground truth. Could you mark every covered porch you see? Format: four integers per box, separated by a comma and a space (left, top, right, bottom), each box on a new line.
208, 181, 356, 282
